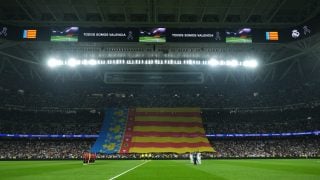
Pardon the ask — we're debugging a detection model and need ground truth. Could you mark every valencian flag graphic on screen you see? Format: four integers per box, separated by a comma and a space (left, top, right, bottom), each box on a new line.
91, 108, 214, 154
23, 29, 37, 39
265, 31, 279, 41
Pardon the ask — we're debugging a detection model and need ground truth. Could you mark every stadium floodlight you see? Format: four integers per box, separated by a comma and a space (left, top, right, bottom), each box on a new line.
226, 59, 239, 67
67, 58, 80, 67
82, 60, 88, 65
47, 58, 63, 68
219, 61, 225, 66
208, 59, 219, 66
243, 60, 258, 68
88, 59, 97, 65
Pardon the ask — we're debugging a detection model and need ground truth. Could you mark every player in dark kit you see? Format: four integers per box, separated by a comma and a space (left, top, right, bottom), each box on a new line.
89, 153, 96, 163
83, 152, 97, 165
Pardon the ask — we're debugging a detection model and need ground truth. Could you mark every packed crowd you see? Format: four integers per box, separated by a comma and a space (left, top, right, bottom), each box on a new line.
203, 106, 320, 133
1, 80, 320, 109
0, 137, 319, 160
1, 106, 319, 135
212, 137, 320, 158
0, 110, 102, 135
1, 78, 319, 160
0, 140, 94, 159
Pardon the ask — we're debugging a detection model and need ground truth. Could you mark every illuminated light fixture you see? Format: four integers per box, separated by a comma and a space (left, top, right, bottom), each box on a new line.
208, 59, 219, 66
219, 61, 225, 65
243, 60, 258, 68
89, 59, 97, 65
226, 59, 239, 67
47, 58, 63, 68
48, 58, 258, 68
67, 58, 80, 67
82, 60, 88, 65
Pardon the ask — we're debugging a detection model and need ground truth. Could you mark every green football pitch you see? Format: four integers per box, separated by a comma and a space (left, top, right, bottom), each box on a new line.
0, 159, 319, 180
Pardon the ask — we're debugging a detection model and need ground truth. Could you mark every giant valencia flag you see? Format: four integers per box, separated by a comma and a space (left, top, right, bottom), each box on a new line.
119, 108, 214, 154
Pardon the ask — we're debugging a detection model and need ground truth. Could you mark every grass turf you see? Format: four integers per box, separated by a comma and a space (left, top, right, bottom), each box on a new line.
0, 159, 319, 180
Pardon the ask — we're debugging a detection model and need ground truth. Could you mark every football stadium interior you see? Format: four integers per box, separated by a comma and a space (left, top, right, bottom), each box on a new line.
0, 0, 320, 179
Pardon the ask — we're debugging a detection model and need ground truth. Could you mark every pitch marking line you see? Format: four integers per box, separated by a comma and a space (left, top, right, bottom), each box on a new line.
108, 160, 151, 180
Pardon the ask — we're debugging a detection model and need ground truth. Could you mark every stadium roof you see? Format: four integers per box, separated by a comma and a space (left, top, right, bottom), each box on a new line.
0, 0, 320, 83
0, 0, 319, 28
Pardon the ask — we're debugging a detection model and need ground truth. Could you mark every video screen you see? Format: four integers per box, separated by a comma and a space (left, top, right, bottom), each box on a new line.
226, 28, 252, 43
51, 27, 79, 42
265, 31, 279, 41
23, 29, 37, 39
139, 28, 166, 43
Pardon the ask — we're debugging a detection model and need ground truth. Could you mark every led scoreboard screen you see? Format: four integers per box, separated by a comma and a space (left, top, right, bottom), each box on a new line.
51, 27, 79, 42
79, 28, 139, 42
139, 28, 166, 43
19, 27, 51, 41
252, 29, 282, 43
285, 25, 313, 41
226, 28, 252, 43
0, 13, 319, 43
0, 25, 20, 41
166, 28, 225, 42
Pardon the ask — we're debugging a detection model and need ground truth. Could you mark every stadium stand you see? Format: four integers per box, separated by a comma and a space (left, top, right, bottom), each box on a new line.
1, 0, 320, 179
203, 106, 320, 134
0, 109, 102, 135
1, 80, 320, 109
0, 104, 319, 159
0, 139, 93, 160
1, 138, 319, 160
212, 137, 320, 158
1, 78, 320, 159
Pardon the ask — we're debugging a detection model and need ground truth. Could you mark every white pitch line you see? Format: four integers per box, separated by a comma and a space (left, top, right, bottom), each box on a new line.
108, 160, 151, 180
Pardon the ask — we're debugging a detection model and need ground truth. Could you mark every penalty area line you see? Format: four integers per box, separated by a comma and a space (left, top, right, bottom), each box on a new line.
108, 160, 151, 180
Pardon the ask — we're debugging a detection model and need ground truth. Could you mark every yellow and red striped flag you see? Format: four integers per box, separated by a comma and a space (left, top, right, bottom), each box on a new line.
23, 30, 37, 39
119, 108, 214, 154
